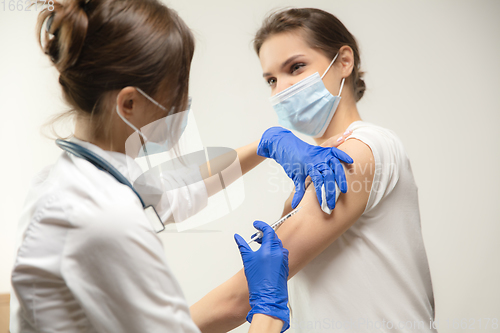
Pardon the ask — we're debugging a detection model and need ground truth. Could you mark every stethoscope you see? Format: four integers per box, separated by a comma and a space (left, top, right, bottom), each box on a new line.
55, 139, 165, 233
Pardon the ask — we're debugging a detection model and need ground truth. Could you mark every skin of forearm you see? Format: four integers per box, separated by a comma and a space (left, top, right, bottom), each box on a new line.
235, 140, 265, 175
190, 270, 250, 333
199, 141, 263, 178
248, 314, 284, 333
200, 141, 266, 197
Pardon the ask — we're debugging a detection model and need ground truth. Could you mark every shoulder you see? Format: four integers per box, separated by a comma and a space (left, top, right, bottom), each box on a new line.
343, 121, 411, 211
337, 137, 375, 186
15, 151, 164, 289
335, 137, 374, 210
346, 121, 409, 163
30, 152, 153, 238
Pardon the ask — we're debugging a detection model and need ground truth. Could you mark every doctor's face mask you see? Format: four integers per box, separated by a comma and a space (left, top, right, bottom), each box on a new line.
269, 52, 345, 138
116, 88, 191, 157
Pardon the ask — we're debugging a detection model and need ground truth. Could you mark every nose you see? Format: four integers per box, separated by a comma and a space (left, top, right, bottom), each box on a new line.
272, 78, 299, 96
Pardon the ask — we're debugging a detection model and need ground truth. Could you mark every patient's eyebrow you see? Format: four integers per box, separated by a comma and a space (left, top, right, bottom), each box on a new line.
262, 54, 305, 77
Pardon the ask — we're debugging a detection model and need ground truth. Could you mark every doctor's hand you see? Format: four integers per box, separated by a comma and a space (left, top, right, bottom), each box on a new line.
258, 126, 353, 210
234, 221, 290, 333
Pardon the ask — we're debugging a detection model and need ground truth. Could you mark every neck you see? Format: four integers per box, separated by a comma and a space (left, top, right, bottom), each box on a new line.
74, 115, 127, 154
313, 100, 361, 145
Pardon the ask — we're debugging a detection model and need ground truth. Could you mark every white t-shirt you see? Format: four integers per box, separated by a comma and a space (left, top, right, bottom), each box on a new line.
10, 138, 205, 333
288, 121, 436, 332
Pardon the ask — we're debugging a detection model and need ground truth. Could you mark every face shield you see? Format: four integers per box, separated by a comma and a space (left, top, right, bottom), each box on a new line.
119, 88, 245, 232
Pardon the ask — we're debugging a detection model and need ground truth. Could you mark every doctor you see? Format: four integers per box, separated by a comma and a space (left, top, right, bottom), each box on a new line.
10, 0, 353, 332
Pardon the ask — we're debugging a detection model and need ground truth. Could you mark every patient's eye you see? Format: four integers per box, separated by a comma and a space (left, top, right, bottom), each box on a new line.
267, 77, 277, 87
291, 63, 305, 73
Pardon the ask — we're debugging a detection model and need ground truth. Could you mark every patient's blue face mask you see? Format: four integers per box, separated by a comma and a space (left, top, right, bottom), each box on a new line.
116, 88, 191, 156
269, 52, 345, 138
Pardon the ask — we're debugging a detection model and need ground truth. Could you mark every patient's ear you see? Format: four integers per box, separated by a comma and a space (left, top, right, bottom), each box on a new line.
338, 45, 354, 78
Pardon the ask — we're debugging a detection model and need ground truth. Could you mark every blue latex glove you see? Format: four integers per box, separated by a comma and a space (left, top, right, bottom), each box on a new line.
258, 126, 353, 210
234, 221, 290, 332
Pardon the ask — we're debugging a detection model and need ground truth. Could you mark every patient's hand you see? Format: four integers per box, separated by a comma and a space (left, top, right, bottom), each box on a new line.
320, 130, 352, 148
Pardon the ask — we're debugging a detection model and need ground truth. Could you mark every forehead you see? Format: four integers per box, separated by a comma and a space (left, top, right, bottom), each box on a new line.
259, 31, 314, 70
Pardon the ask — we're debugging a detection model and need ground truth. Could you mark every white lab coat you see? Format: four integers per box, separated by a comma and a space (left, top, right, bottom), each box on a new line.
10, 138, 205, 332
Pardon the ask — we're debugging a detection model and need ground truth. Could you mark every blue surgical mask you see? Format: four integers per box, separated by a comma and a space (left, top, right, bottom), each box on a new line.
269, 53, 345, 138
116, 87, 191, 156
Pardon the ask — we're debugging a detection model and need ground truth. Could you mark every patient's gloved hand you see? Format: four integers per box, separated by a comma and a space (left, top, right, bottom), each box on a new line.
258, 126, 353, 210
234, 221, 290, 332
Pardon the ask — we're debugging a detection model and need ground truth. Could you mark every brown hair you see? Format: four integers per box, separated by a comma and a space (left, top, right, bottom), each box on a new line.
35, 0, 195, 140
254, 8, 366, 102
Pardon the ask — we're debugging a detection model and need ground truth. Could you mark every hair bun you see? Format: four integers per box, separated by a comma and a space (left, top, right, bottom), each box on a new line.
37, 0, 89, 72
355, 76, 366, 102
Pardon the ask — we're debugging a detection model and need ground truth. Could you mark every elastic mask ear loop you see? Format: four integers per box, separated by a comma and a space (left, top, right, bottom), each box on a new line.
338, 78, 346, 97
320, 52, 346, 97
136, 87, 167, 112
116, 100, 154, 168
115, 87, 170, 142
321, 52, 340, 80
116, 87, 164, 169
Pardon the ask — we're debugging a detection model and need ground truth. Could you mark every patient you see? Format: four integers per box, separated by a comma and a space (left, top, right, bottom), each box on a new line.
191, 8, 436, 332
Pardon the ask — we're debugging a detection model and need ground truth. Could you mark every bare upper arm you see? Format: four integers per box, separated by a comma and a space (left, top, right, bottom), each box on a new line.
275, 138, 375, 278
281, 185, 297, 217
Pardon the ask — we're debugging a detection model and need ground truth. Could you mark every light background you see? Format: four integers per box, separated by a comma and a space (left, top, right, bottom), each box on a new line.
1, 0, 499, 332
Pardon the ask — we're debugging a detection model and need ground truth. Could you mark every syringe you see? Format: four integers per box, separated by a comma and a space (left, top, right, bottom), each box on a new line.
248, 206, 303, 244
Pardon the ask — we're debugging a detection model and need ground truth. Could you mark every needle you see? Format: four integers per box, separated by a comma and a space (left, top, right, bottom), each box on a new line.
248, 206, 303, 244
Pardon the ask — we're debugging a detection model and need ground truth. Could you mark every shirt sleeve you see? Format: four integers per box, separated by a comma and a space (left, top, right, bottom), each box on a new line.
61, 199, 201, 333
346, 125, 401, 213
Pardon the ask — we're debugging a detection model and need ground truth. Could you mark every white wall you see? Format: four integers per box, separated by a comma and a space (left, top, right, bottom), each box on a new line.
1, 0, 499, 332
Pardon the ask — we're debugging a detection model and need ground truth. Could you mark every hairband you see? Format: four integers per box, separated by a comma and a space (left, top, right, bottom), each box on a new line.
46, 13, 56, 34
